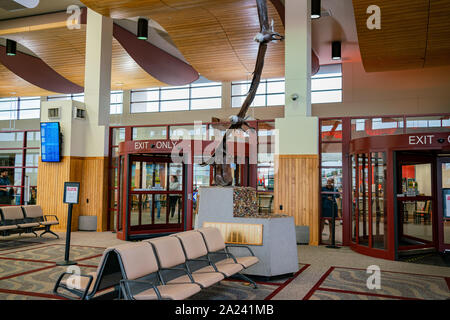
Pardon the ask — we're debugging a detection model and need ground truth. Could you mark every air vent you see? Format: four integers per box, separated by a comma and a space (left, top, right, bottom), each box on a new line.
73, 107, 86, 120
48, 107, 60, 119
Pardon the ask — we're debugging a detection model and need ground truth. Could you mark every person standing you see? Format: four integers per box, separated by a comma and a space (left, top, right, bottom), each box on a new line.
169, 175, 180, 218
0, 170, 11, 205
321, 178, 340, 241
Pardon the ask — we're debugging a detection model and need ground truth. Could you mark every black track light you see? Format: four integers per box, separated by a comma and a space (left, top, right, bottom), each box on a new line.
137, 18, 148, 40
332, 41, 341, 60
311, 0, 321, 19
6, 39, 16, 56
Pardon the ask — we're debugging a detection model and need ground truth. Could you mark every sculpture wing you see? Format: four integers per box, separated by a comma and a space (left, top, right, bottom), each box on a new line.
257, 0, 270, 33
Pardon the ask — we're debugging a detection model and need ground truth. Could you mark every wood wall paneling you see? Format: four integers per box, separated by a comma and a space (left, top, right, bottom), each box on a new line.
273, 155, 319, 245
37, 156, 108, 232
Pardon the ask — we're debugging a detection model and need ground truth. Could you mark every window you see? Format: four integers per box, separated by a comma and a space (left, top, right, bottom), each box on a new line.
110, 91, 123, 115
312, 64, 342, 104
232, 64, 343, 107
0, 97, 41, 120
131, 82, 222, 113
0, 130, 40, 206
232, 78, 285, 108
18, 97, 41, 119
0, 97, 18, 120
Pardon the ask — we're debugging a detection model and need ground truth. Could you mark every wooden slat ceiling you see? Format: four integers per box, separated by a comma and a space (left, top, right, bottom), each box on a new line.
1, 25, 164, 97
353, 0, 450, 72
80, 0, 285, 81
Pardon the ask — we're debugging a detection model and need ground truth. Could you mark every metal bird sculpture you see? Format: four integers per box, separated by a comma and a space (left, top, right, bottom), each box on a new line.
204, 0, 284, 186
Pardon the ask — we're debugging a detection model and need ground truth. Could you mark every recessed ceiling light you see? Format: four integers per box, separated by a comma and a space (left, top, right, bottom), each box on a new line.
311, 0, 321, 19
6, 39, 16, 56
137, 18, 148, 40
332, 41, 341, 60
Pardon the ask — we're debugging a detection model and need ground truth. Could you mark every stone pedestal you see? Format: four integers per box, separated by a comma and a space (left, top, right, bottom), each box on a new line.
196, 186, 299, 277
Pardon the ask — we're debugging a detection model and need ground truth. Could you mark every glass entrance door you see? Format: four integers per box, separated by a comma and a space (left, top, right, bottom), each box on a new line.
128, 155, 184, 236
437, 157, 450, 252
396, 154, 436, 251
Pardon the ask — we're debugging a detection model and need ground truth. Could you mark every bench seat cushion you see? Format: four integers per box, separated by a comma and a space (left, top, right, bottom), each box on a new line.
200, 260, 243, 277
230, 256, 259, 269
134, 283, 201, 300
17, 222, 40, 228
168, 270, 224, 288
41, 221, 59, 226
0, 225, 18, 231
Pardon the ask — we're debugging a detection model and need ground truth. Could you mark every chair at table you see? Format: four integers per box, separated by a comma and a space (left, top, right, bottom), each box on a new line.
414, 200, 431, 224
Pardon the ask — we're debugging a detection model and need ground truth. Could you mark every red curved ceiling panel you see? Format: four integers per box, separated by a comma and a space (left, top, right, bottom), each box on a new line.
112, 23, 199, 86
0, 45, 84, 94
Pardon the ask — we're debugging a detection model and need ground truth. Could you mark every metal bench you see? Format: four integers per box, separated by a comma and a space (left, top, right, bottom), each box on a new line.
21, 205, 59, 238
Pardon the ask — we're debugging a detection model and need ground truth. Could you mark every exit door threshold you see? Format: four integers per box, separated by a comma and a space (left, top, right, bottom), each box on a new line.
398, 247, 436, 257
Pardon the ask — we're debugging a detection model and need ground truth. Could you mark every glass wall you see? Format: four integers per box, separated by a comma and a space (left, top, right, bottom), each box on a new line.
0, 130, 39, 206
350, 152, 387, 249
319, 119, 343, 245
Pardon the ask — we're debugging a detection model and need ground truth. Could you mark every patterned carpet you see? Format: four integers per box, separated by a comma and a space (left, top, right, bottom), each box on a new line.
304, 266, 450, 300
0, 238, 305, 300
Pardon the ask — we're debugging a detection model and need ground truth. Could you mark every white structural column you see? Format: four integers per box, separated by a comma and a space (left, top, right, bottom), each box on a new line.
275, 0, 318, 155
273, 0, 320, 245
83, 8, 113, 156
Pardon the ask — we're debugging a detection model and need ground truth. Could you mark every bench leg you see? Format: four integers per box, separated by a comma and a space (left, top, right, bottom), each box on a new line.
40, 228, 59, 239
234, 273, 258, 289
31, 230, 38, 237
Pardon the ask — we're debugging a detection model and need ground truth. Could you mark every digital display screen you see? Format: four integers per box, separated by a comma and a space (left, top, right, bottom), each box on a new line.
40, 122, 61, 162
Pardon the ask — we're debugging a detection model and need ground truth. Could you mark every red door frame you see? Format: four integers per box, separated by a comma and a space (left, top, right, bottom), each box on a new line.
349, 132, 450, 260
437, 157, 450, 252
396, 153, 437, 251
115, 139, 251, 240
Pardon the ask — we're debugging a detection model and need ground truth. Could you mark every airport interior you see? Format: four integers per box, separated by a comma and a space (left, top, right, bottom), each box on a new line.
0, 0, 449, 303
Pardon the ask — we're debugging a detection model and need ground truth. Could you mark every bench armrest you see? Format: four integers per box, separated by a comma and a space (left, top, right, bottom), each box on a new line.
53, 272, 94, 300
44, 215, 59, 222
120, 279, 162, 300
225, 244, 256, 256
208, 250, 238, 263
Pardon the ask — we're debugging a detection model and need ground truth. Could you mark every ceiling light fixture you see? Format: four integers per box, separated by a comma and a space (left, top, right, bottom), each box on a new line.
6, 39, 16, 56
332, 41, 341, 60
311, 0, 321, 19
137, 18, 148, 40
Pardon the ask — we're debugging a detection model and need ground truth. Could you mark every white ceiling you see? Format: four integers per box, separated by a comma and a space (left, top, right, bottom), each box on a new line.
312, 0, 361, 65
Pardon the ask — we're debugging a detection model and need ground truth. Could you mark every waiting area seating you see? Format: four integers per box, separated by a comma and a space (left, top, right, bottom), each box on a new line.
0, 205, 59, 238
53, 227, 259, 300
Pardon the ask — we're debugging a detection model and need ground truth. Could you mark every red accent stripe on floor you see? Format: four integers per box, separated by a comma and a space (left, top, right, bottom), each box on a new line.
0, 256, 55, 264
332, 265, 449, 279
316, 287, 422, 300
264, 264, 311, 300
302, 266, 335, 300
0, 265, 56, 281
0, 288, 66, 300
